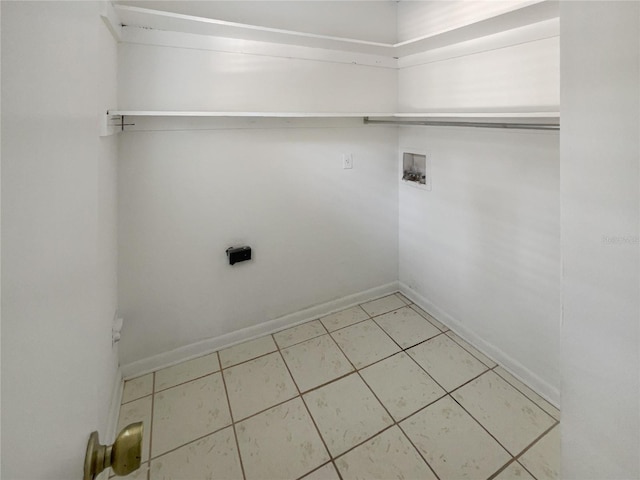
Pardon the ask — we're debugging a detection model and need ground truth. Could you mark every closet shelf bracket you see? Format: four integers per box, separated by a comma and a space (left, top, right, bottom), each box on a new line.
100, 112, 135, 137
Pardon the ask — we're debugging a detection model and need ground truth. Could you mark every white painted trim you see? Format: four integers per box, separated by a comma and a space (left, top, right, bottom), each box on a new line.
393, 112, 559, 118
395, 0, 544, 48
121, 27, 398, 69
399, 18, 559, 69
122, 282, 399, 379
119, 15, 558, 71
398, 282, 560, 407
109, 111, 559, 119
105, 367, 124, 443
99, 1, 122, 42
116, 5, 393, 57
109, 111, 396, 118
394, 0, 557, 57
115, 2, 557, 58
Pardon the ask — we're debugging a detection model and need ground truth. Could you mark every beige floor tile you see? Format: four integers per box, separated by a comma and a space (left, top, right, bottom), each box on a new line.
452, 371, 556, 455
446, 331, 498, 367
154, 352, 220, 392
401, 396, 510, 479
407, 335, 488, 391
519, 426, 560, 480
396, 292, 412, 305
301, 463, 341, 480
304, 373, 393, 457
150, 427, 242, 480
360, 294, 406, 317
335, 426, 437, 480
320, 306, 369, 332
219, 336, 277, 368
274, 320, 327, 349
111, 462, 148, 480
281, 334, 353, 392
122, 374, 153, 404
493, 462, 536, 480
374, 307, 441, 348
151, 373, 231, 458
118, 396, 152, 463
224, 352, 298, 421
236, 398, 330, 480
331, 320, 400, 368
409, 305, 448, 331
360, 352, 445, 421
494, 366, 560, 420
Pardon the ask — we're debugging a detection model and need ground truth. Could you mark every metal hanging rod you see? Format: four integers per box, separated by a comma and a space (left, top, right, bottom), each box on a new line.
363, 117, 560, 131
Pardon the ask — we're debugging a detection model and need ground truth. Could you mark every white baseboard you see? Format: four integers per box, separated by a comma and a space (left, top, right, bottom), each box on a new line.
399, 282, 560, 407
122, 281, 399, 379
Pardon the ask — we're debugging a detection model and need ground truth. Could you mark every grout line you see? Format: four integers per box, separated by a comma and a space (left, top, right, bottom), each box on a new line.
153, 369, 222, 395
380, 356, 515, 478
275, 332, 327, 350
322, 315, 370, 334
147, 424, 236, 462
219, 346, 279, 370
328, 322, 442, 479
293, 461, 338, 480
134, 297, 557, 480
492, 367, 560, 421
395, 422, 442, 480
446, 366, 492, 396
408, 303, 449, 332
355, 328, 446, 379
486, 458, 519, 480
225, 391, 300, 425
488, 371, 559, 424
219, 351, 247, 480
331, 423, 398, 462
512, 424, 559, 480
444, 330, 498, 368
319, 304, 371, 333
449, 391, 516, 458
370, 309, 443, 351
297, 369, 357, 396
278, 310, 555, 480
514, 421, 559, 463
515, 460, 540, 480
120, 392, 153, 406
331, 460, 344, 480
273, 337, 337, 480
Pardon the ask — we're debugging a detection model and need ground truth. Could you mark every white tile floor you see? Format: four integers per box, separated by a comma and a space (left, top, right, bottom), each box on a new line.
116, 293, 560, 480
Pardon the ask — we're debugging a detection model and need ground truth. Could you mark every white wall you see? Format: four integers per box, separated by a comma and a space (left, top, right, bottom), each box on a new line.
396, 9, 561, 401
118, 0, 398, 44
118, 40, 397, 112
118, 124, 399, 366
560, 2, 640, 478
116, 26, 399, 369
398, 127, 560, 401
399, 36, 559, 112
1, 2, 120, 479
397, 0, 536, 42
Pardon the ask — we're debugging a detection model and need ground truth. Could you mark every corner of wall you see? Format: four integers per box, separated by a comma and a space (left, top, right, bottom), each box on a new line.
399, 282, 561, 406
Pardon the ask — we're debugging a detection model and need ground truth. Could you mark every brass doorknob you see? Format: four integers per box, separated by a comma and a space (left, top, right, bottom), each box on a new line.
84, 422, 143, 480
